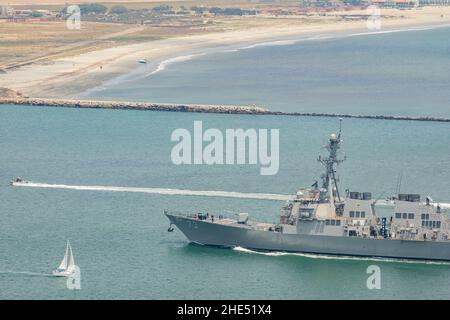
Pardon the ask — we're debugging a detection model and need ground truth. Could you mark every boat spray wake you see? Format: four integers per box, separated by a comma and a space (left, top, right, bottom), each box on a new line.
0, 270, 53, 277
11, 181, 293, 201
11, 181, 450, 208
232, 247, 450, 266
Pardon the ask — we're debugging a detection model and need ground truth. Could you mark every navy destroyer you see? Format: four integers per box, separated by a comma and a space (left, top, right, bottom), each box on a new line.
165, 122, 450, 261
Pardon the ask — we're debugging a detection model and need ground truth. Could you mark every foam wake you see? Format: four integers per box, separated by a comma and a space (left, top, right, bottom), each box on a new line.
11, 181, 450, 208
232, 247, 450, 265
12, 182, 293, 201
0, 270, 53, 277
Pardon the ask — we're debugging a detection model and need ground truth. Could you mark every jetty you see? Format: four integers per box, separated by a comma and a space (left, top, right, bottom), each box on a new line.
0, 89, 270, 115
1, 89, 449, 123
3, 97, 270, 115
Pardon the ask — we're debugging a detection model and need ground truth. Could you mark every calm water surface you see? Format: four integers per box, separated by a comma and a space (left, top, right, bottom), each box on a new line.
88, 26, 450, 118
2, 22, 450, 300
0, 104, 449, 299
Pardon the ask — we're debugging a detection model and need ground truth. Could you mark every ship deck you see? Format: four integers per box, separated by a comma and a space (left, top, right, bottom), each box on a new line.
167, 212, 276, 231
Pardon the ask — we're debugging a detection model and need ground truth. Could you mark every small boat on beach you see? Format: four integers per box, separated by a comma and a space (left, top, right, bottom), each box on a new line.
53, 240, 76, 277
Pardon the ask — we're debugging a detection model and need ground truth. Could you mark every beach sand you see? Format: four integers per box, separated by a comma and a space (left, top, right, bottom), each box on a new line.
1, 7, 450, 99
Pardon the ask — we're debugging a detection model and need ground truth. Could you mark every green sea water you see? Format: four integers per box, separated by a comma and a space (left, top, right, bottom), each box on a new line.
0, 104, 449, 299
1, 26, 450, 299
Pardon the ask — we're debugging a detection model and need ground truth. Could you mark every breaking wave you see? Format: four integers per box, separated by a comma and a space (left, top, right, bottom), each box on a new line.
145, 53, 206, 77
348, 24, 450, 38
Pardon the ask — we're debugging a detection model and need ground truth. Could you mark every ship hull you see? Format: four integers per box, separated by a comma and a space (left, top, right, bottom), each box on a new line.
166, 214, 450, 261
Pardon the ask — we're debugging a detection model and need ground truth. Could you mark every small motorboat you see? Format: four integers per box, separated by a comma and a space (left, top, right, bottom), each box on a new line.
53, 240, 76, 277
138, 59, 147, 64
10, 177, 28, 185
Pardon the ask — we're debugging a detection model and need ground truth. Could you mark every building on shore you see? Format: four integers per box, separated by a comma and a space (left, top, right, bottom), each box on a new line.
0, 5, 14, 18
418, 0, 450, 5
365, 0, 419, 8
0, 6, 59, 22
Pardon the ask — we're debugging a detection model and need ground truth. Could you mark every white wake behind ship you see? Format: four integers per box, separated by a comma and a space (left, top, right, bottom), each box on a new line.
53, 240, 76, 277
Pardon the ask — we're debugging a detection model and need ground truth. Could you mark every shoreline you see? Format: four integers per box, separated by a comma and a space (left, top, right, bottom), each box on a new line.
2, 96, 449, 123
2, 7, 450, 99
79, 22, 450, 98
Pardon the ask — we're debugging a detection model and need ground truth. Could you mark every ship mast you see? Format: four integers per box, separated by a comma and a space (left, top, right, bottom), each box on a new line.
317, 119, 345, 204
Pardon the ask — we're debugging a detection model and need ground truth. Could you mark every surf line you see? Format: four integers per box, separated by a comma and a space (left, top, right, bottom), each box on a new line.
11, 182, 293, 201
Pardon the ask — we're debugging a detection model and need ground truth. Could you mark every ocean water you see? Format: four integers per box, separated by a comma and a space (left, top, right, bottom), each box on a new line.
1, 26, 450, 300
0, 104, 449, 299
87, 25, 450, 118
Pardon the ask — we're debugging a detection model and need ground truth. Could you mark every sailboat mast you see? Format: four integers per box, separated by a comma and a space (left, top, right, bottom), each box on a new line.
68, 241, 75, 268
57, 240, 70, 270
67, 241, 71, 268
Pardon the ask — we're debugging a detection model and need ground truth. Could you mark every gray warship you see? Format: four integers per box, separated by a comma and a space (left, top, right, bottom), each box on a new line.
165, 122, 450, 261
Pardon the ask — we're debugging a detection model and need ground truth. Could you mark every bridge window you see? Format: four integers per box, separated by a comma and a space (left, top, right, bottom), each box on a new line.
437, 221, 441, 228
402, 213, 408, 219
361, 211, 366, 218
325, 220, 341, 226
422, 221, 426, 227
432, 221, 436, 228
349, 211, 355, 217
356, 211, 360, 218
408, 213, 414, 219
395, 212, 401, 219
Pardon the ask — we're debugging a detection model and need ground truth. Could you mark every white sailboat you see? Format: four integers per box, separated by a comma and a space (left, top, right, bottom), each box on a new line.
53, 240, 76, 277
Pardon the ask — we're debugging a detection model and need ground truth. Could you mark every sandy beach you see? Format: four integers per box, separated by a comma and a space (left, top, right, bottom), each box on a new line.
1, 7, 450, 99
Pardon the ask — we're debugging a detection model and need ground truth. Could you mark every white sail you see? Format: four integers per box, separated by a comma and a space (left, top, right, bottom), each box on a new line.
57, 240, 70, 270
66, 242, 75, 273
53, 240, 77, 277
